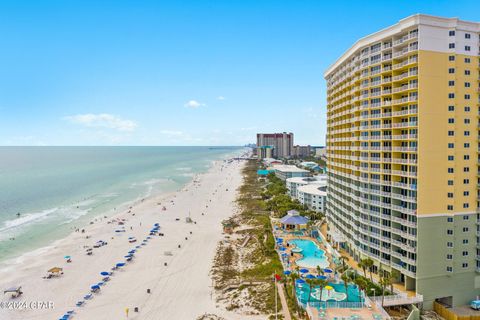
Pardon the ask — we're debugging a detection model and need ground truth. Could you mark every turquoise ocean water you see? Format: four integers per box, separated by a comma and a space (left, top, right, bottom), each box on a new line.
0, 146, 243, 263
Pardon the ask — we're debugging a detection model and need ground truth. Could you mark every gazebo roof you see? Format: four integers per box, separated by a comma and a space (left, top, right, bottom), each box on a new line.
280, 211, 308, 225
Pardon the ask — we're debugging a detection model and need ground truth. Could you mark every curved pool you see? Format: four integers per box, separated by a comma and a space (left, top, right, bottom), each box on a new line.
290, 239, 329, 269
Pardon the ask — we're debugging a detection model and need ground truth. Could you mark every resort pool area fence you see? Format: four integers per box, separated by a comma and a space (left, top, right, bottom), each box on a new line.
299, 299, 366, 310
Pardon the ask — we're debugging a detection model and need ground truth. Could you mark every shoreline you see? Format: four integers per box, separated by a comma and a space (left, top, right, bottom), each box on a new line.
0, 151, 254, 320
0, 151, 239, 269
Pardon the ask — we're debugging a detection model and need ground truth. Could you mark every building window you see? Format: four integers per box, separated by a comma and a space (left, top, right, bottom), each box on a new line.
465, 106, 470, 111
447, 193, 454, 198
447, 241, 453, 247
465, 33, 471, 39
463, 239, 469, 244
447, 205, 454, 210
448, 155, 454, 161
449, 30, 455, 36
465, 46, 471, 51
464, 143, 470, 148
447, 254, 453, 259
464, 167, 470, 172
463, 203, 469, 208
465, 94, 471, 100
448, 131, 454, 136
464, 179, 469, 184
448, 180, 454, 185
463, 191, 469, 196
447, 229, 453, 234
449, 43, 455, 49
462, 263, 468, 268
463, 215, 469, 220
448, 80, 455, 86
465, 57, 470, 63
449, 55, 455, 61
463, 227, 469, 232
447, 266, 453, 272
464, 155, 470, 160
464, 131, 470, 136
448, 105, 455, 111
463, 251, 468, 256
465, 70, 471, 75
447, 217, 454, 222
448, 93, 455, 98
464, 119, 470, 124
448, 143, 454, 148
448, 68, 455, 74
465, 82, 471, 88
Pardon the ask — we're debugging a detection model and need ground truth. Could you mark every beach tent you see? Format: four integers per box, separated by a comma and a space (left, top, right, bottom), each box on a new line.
3, 286, 22, 297
279, 210, 309, 230
48, 267, 63, 274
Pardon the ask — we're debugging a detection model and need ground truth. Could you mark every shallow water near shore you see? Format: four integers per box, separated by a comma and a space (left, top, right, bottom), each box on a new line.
0, 146, 243, 263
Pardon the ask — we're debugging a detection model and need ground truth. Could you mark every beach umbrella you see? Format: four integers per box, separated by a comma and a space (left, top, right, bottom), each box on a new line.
97, 282, 105, 286
147, 236, 151, 239
124, 255, 132, 258
64, 256, 71, 259
154, 223, 160, 227
317, 275, 327, 280
283, 270, 291, 275
296, 279, 305, 284
128, 237, 135, 240
100, 272, 110, 276
306, 274, 316, 279
116, 263, 125, 268
299, 268, 309, 274
323, 268, 333, 273
135, 246, 141, 249
90, 285, 100, 290
279, 247, 286, 251
281, 253, 288, 256
128, 250, 135, 254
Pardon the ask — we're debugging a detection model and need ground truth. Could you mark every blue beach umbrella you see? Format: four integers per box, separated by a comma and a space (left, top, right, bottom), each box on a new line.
283, 270, 291, 275
317, 275, 327, 280
90, 285, 100, 290
100, 272, 110, 276
154, 223, 160, 227
279, 247, 286, 251
306, 274, 315, 279
116, 262, 125, 268
128, 250, 135, 254
124, 255, 132, 258
323, 268, 333, 273
296, 279, 305, 284
299, 268, 309, 274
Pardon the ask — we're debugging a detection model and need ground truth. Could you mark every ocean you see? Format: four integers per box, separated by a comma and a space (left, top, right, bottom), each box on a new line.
0, 146, 243, 263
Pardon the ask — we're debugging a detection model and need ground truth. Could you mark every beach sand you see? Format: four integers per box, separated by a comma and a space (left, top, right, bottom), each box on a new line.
0, 158, 262, 320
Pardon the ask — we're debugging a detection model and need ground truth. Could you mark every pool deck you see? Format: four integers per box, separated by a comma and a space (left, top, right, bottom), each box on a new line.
309, 305, 386, 320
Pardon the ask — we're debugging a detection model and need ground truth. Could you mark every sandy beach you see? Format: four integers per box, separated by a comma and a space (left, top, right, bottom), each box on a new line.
0, 157, 258, 320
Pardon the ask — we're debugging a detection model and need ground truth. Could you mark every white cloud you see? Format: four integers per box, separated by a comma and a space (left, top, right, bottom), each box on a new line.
64, 113, 137, 132
217, 96, 225, 101
184, 100, 205, 108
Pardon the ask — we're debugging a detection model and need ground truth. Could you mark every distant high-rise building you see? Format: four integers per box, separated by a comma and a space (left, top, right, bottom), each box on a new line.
325, 14, 480, 308
293, 145, 311, 158
256, 132, 294, 158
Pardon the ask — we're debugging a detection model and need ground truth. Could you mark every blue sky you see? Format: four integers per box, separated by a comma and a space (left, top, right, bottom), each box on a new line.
0, 0, 478, 146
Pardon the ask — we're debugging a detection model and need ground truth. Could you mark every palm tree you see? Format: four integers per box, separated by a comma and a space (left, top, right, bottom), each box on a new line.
354, 277, 367, 304
341, 273, 351, 301
389, 269, 400, 294
316, 265, 324, 277
306, 278, 315, 304
339, 255, 349, 272
379, 276, 390, 306
364, 258, 374, 281
358, 259, 368, 278
317, 279, 328, 303
290, 272, 299, 298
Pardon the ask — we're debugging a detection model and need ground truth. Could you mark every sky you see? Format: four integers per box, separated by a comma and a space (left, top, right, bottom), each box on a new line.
0, 0, 478, 146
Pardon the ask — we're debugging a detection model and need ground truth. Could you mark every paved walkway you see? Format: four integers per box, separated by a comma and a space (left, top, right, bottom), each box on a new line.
276, 282, 292, 320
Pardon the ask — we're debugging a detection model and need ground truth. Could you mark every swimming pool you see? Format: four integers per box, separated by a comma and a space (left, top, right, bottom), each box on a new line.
290, 239, 329, 269
296, 282, 362, 303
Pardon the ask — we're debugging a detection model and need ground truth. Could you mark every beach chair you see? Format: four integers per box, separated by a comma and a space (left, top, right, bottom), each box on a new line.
84, 294, 92, 300
76, 301, 84, 307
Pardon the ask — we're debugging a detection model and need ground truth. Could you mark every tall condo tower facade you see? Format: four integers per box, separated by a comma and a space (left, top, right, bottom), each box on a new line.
257, 132, 294, 158
325, 14, 480, 308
